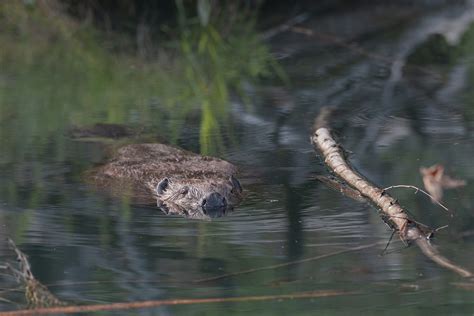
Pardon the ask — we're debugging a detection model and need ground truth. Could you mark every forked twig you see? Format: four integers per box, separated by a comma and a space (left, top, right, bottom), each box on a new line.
312, 107, 473, 278
383, 184, 451, 215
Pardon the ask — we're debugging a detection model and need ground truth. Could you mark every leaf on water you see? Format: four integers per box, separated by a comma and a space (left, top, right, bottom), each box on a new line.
419, 164, 466, 203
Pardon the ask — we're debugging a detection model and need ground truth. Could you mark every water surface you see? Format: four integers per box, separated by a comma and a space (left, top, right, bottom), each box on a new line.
1, 1, 474, 314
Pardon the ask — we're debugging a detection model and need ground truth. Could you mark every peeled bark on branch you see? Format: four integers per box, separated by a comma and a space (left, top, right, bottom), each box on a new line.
311, 108, 473, 278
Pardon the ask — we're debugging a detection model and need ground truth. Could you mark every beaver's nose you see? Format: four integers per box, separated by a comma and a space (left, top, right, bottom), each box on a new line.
201, 192, 227, 217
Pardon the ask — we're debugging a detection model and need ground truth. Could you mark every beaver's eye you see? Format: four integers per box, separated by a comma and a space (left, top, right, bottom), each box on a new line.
180, 186, 189, 195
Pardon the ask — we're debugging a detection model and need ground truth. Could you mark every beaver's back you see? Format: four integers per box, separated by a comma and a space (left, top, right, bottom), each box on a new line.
89, 143, 238, 206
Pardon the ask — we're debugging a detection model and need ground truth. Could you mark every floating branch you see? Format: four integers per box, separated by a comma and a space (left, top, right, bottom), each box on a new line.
311, 108, 473, 278
0, 290, 352, 315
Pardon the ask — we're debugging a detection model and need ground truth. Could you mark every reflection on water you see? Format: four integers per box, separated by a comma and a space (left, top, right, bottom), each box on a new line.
2, 1, 474, 314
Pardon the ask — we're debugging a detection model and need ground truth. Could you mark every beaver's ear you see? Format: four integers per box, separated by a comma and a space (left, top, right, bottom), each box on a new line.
229, 175, 242, 194
156, 178, 169, 195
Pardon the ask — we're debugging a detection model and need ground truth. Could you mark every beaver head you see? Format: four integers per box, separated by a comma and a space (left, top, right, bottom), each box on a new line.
89, 143, 243, 219
155, 175, 242, 218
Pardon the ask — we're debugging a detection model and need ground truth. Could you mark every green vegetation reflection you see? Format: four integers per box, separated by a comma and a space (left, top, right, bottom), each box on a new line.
0, 0, 276, 156
0, 0, 277, 210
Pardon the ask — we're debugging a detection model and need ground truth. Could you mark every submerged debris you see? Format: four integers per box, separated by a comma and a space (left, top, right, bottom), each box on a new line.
69, 123, 133, 140
5, 238, 66, 308
420, 164, 466, 203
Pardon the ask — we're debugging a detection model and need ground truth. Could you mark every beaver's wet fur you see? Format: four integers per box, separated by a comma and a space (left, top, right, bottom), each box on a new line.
89, 143, 242, 219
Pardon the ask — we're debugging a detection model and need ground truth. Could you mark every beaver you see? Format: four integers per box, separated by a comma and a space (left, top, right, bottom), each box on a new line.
89, 143, 243, 219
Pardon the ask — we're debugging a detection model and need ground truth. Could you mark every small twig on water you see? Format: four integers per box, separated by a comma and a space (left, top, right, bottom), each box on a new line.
0, 287, 24, 295
261, 13, 310, 40
194, 242, 382, 283
380, 244, 410, 256
383, 184, 452, 215
0, 296, 20, 307
380, 230, 397, 256
435, 225, 449, 232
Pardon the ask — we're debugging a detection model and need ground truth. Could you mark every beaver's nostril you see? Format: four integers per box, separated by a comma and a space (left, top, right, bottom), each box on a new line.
201, 193, 226, 216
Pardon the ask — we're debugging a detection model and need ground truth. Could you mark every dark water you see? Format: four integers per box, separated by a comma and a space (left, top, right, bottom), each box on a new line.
2, 1, 474, 314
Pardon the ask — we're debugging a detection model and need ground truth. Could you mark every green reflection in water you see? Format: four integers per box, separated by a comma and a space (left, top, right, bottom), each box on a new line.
0, 1, 277, 210
175, 0, 277, 154
0, 1, 276, 154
